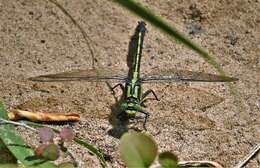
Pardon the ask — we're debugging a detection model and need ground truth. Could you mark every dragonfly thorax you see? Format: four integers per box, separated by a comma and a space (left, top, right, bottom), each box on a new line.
126, 81, 142, 100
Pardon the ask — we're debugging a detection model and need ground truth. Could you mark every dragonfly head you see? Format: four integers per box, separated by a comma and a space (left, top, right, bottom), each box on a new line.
120, 98, 142, 117
120, 102, 128, 111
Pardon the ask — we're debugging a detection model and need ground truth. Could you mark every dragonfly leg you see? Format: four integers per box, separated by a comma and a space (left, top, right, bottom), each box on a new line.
138, 110, 150, 130
112, 83, 125, 92
141, 89, 159, 101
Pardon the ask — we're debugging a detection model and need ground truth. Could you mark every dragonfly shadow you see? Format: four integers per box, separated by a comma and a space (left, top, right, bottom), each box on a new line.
106, 82, 129, 138
126, 28, 139, 77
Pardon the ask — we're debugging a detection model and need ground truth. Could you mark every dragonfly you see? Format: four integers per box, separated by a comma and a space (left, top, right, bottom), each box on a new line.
29, 21, 238, 129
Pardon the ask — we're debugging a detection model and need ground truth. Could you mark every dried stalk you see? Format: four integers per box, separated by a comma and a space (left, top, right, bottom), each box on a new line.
178, 160, 223, 168
233, 144, 260, 168
0, 118, 38, 132
8, 109, 80, 122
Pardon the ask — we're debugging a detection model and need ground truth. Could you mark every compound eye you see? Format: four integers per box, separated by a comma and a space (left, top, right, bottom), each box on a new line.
120, 102, 128, 110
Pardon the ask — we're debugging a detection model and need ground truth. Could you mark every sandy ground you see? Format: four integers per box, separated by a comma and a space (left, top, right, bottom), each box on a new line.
0, 0, 259, 167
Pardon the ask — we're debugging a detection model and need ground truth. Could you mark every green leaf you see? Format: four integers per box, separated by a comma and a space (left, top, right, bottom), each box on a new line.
58, 162, 75, 168
0, 103, 8, 119
159, 152, 179, 168
0, 164, 20, 168
119, 132, 157, 168
0, 139, 17, 164
0, 103, 58, 168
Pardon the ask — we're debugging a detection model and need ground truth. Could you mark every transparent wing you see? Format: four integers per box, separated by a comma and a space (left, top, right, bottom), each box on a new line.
29, 68, 127, 82
141, 69, 238, 82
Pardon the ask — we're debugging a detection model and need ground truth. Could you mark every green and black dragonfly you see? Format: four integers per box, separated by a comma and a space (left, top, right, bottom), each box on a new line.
30, 21, 238, 129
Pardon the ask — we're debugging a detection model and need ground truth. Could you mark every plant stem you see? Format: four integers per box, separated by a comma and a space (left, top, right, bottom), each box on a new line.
0, 118, 38, 132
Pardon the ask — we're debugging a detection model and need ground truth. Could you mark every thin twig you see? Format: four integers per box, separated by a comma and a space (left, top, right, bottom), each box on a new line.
233, 144, 260, 168
0, 118, 38, 132
47, 0, 97, 68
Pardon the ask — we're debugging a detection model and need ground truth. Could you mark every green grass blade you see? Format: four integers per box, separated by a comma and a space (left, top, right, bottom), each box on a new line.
19, 121, 107, 168
73, 138, 107, 167
0, 103, 57, 168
